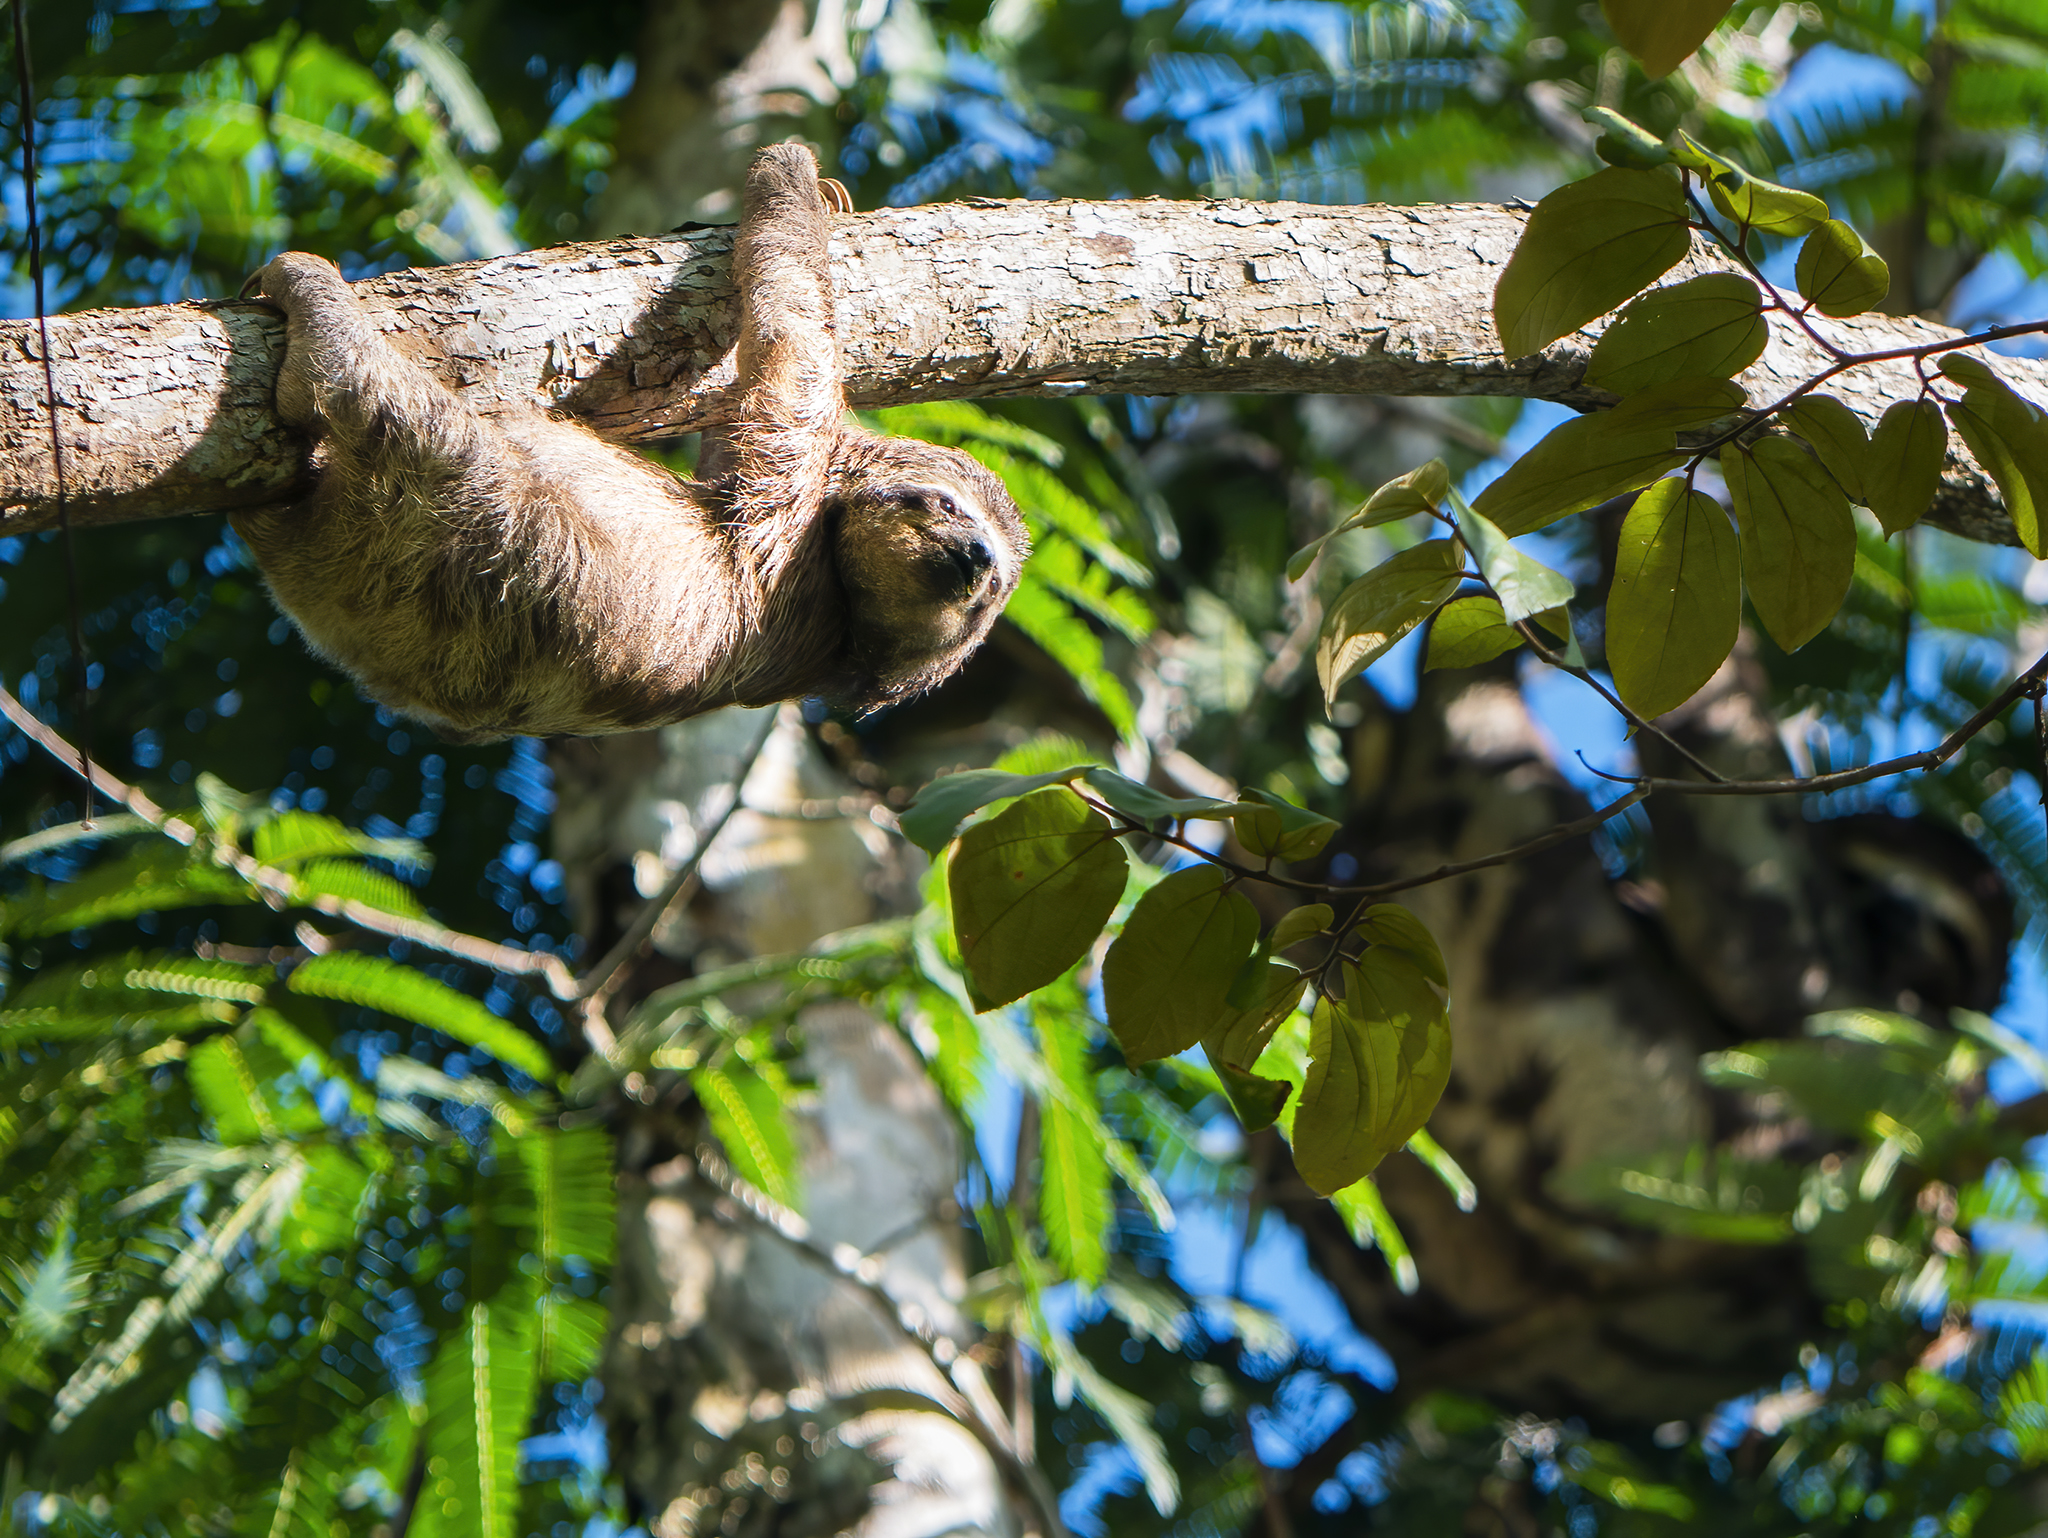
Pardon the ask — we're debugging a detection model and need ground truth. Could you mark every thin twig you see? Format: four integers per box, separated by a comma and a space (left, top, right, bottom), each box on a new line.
576, 708, 780, 1004
1512, 621, 1728, 783
0, 683, 579, 999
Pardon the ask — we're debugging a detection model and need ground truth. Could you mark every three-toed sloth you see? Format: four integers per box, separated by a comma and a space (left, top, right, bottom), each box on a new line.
234, 144, 1028, 743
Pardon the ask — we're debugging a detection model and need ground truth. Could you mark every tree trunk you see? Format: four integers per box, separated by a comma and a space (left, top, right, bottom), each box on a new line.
591, 0, 851, 236
555, 708, 1029, 1536
1257, 653, 2012, 1521
0, 202, 2034, 549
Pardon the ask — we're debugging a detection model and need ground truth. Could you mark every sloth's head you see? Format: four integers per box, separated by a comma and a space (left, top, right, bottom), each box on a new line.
830, 435, 1030, 708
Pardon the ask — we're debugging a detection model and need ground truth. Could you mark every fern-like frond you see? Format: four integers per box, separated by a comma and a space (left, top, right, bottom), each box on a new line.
414, 1291, 542, 1538
288, 952, 554, 1082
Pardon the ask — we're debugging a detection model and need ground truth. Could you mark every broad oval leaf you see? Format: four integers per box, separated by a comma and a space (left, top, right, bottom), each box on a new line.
901, 764, 1092, 853
1079, 767, 1238, 827
1607, 478, 1741, 719
1351, 459, 1451, 528
1425, 595, 1525, 671
1947, 387, 2048, 559
1269, 903, 1334, 954
1702, 161, 1830, 236
1939, 353, 2005, 392
1315, 539, 1465, 707
948, 786, 1128, 1009
1232, 788, 1341, 861
1780, 394, 1870, 503
1471, 377, 1746, 536
1864, 399, 1948, 536
1203, 964, 1310, 1133
1795, 219, 1889, 317
1101, 865, 1261, 1063
1354, 904, 1449, 987
1723, 436, 1855, 651
1601, 0, 1737, 75
1493, 167, 1691, 359
1452, 495, 1576, 623
1585, 274, 1767, 395
1940, 356, 2048, 554
1293, 953, 1453, 1196
1295, 462, 1457, 581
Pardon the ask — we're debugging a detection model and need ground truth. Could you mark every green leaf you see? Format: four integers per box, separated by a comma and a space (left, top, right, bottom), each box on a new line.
1452, 493, 1576, 623
1043, 1331, 1179, 1514
1330, 1175, 1420, 1294
1003, 578, 1138, 738
282, 1146, 375, 1259
188, 1036, 273, 1145
415, 1294, 540, 1538
1269, 904, 1333, 953
1405, 1127, 1478, 1212
1292, 952, 1452, 1196
1078, 768, 1238, 826
1600, 0, 1736, 75
287, 952, 555, 1082
518, 1124, 617, 1271
1583, 106, 1671, 168
1780, 394, 1870, 503
1101, 866, 1260, 1064
1353, 459, 1452, 529
1607, 478, 1741, 719
1231, 789, 1341, 861
873, 400, 1066, 469
1672, 136, 1830, 235
1, 844, 254, 938
1940, 359, 2048, 557
900, 765, 1091, 853
1426, 595, 1526, 671
1353, 904, 1448, 987
1864, 399, 1948, 535
1723, 436, 1855, 650
1315, 539, 1465, 707
292, 859, 428, 919
252, 810, 365, 864
1493, 167, 1691, 358
251, 808, 427, 868
948, 787, 1128, 1009
692, 1057, 801, 1209
1584, 274, 1767, 394
1472, 379, 1742, 536
1038, 1015, 1112, 1286
1291, 462, 1456, 577
1202, 965, 1309, 1133
1795, 219, 1889, 317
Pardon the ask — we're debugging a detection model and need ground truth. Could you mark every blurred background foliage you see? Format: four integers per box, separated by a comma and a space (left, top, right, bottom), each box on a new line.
4, 0, 2048, 1533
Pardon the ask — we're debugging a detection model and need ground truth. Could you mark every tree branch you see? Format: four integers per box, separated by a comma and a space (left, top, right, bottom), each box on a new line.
2, 199, 2040, 546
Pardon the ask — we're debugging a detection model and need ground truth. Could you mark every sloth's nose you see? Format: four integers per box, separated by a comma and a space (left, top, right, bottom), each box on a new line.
947, 538, 995, 590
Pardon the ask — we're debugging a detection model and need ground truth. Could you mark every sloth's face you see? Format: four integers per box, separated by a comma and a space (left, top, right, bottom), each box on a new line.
832, 440, 1030, 706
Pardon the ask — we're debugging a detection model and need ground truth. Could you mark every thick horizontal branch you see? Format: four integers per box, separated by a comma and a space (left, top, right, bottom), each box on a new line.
0, 197, 2039, 544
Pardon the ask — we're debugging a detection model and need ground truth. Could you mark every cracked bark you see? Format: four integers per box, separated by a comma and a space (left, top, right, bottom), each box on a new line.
2, 198, 2038, 547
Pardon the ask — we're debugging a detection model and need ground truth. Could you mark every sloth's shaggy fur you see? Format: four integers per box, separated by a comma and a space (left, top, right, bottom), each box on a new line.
234, 144, 1028, 742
